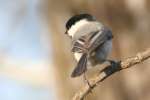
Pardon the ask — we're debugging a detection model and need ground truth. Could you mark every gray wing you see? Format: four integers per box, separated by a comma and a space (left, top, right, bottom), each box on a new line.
71, 26, 113, 54
71, 53, 87, 77
88, 27, 113, 53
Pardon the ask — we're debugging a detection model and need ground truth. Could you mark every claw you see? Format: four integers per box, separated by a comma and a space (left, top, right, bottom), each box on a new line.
107, 59, 115, 64
106, 59, 121, 71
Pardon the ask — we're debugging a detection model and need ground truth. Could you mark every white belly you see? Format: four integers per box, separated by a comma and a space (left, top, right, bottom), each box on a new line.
74, 53, 82, 61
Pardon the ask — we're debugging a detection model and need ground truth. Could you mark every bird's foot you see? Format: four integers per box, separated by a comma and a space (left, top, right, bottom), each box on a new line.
106, 59, 121, 71
108, 60, 116, 65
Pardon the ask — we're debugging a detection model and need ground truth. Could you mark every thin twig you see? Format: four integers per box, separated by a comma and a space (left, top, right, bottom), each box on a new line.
72, 48, 150, 100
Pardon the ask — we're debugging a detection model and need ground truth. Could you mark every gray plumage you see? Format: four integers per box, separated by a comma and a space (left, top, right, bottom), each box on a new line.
65, 14, 113, 77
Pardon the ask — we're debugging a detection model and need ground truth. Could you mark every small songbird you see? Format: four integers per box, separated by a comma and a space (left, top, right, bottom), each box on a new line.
65, 14, 113, 80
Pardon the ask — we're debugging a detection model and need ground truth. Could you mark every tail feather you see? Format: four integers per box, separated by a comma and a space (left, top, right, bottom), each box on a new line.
71, 53, 87, 77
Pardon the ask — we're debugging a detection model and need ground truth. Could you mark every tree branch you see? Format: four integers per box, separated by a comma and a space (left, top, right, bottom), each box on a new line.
72, 48, 150, 100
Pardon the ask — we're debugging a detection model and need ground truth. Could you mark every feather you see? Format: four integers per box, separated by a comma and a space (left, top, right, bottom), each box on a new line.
71, 26, 113, 77
71, 53, 87, 77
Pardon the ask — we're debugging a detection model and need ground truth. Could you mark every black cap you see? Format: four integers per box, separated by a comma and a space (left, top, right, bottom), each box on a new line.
65, 14, 95, 30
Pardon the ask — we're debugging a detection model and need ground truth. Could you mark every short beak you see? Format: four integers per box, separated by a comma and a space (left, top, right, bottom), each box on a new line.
65, 31, 68, 34
65, 30, 72, 38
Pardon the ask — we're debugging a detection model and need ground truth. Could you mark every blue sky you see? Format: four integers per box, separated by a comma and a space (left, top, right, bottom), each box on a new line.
0, 76, 55, 100
0, 0, 49, 61
0, 0, 55, 100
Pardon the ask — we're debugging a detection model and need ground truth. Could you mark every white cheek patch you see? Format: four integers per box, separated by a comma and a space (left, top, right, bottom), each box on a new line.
74, 53, 82, 61
68, 19, 89, 37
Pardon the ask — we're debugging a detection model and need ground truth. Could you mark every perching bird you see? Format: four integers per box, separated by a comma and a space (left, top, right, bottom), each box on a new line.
65, 14, 113, 80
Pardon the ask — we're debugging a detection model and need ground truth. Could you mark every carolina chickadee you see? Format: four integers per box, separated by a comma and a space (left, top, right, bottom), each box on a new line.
65, 14, 113, 78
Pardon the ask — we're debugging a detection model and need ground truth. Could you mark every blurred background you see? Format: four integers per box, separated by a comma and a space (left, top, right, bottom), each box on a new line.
0, 0, 150, 100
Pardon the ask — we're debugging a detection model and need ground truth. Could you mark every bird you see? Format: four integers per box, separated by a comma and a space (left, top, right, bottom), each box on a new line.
65, 13, 113, 84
